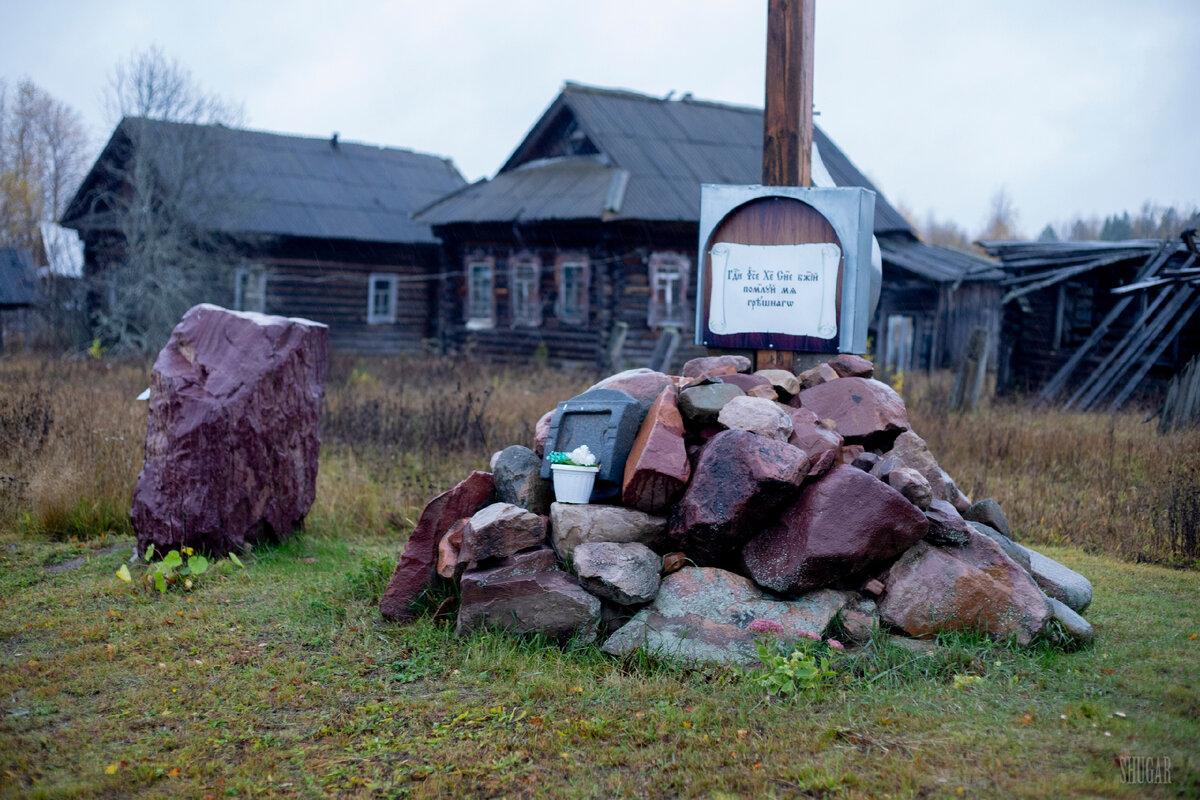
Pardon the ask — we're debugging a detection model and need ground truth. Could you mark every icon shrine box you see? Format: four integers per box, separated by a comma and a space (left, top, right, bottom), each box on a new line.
695, 185, 876, 354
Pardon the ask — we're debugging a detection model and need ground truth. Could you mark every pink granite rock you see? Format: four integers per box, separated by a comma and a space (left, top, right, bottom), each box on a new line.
669, 430, 809, 566
460, 502, 548, 564
436, 519, 470, 580
681, 355, 752, 378
797, 362, 839, 391
755, 369, 801, 398
878, 529, 1052, 646
786, 406, 844, 477
532, 409, 554, 457
587, 368, 676, 419
130, 304, 328, 559
717, 395, 793, 441
741, 465, 929, 595
456, 550, 600, 642
621, 387, 691, 513
380, 470, 495, 620
797, 377, 909, 446
827, 354, 874, 378
887, 466, 933, 510
876, 430, 961, 506
719, 372, 776, 399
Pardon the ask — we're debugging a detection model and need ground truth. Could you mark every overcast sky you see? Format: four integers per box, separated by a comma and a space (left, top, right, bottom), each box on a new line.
4, 1, 1197, 237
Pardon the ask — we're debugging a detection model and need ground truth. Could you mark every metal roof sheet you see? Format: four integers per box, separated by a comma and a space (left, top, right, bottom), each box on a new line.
64, 118, 465, 245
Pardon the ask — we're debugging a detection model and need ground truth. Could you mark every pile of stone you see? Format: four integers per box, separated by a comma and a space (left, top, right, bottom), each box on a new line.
380, 354, 1093, 664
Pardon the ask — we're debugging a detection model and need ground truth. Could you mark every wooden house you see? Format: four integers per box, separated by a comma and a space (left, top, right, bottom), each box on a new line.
0, 247, 36, 351
982, 235, 1200, 409
62, 118, 465, 353
416, 83, 1000, 371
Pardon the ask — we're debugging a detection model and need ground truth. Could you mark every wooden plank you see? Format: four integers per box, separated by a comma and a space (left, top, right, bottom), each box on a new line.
1110, 290, 1200, 411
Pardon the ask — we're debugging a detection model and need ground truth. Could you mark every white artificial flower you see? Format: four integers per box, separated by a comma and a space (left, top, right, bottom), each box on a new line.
569, 445, 596, 466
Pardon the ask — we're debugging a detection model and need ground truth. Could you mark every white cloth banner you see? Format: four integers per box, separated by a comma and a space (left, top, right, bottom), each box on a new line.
707, 242, 840, 338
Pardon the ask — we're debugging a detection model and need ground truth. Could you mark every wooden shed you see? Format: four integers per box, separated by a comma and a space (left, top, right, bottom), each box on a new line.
416, 83, 999, 372
982, 232, 1200, 409
62, 119, 465, 354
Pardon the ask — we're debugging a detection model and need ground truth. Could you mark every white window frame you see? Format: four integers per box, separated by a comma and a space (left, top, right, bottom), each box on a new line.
648, 251, 689, 328
555, 253, 589, 326
465, 255, 495, 330
234, 266, 267, 313
367, 273, 398, 325
508, 252, 542, 328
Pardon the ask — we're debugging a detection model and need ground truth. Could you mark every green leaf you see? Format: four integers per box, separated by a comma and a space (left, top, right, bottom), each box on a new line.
228, 553, 244, 568
144, 543, 155, 562
162, 550, 183, 569
189, 555, 209, 575
116, 564, 132, 583
153, 570, 167, 593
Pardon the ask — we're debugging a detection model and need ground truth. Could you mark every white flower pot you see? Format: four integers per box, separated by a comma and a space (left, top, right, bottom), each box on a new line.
551, 464, 599, 504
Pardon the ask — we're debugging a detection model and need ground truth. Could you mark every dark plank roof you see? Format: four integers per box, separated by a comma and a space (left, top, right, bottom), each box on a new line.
0, 248, 36, 308
417, 83, 912, 235
63, 118, 465, 245
883, 236, 1005, 282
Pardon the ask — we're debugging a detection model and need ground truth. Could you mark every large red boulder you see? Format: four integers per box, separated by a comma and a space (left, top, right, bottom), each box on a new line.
797, 377, 909, 446
741, 465, 929, 594
130, 304, 328, 558
380, 471, 494, 620
668, 430, 809, 566
621, 387, 691, 513
878, 529, 1052, 646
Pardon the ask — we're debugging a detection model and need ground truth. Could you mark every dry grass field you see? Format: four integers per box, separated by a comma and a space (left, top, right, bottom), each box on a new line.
1, 355, 1197, 798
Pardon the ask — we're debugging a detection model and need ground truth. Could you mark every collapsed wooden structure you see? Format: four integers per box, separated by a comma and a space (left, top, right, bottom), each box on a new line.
982, 221, 1200, 411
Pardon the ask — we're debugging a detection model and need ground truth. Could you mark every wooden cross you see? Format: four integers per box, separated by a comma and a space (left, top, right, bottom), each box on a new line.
757, 0, 815, 373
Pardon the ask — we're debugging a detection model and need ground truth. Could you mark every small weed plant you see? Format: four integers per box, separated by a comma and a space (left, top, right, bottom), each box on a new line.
116, 543, 242, 593
747, 618, 843, 697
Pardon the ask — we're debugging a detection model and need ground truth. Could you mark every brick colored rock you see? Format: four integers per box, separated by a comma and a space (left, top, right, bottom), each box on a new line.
549, 502, 668, 561
967, 521, 1031, 573
681, 355, 752, 378
797, 362, 839, 390
719, 372, 776, 400
827, 354, 874, 378
460, 502, 548, 564
786, 407, 843, 477
436, 518, 470, 580
621, 387, 690, 513
532, 409, 554, 457
669, 430, 809, 566
924, 499, 972, 546
878, 530, 1052, 646
131, 304, 328, 559
587, 368, 676, 420
601, 567, 850, 665
380, 470, 494, 620
717, 395, 794, 441
875, 430, 960, 505
797, 377, 909, 446
456, 553, 599, 642
741, 465, 929, 594
661, 552, 688, 575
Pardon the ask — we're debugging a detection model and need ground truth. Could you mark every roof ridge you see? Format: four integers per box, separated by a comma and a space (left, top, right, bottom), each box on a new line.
561, 81, 761, 115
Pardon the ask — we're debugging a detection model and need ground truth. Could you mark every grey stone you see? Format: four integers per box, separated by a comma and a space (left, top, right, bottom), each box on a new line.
456, 558, 600, 643
924, 499, 972, 546
887, 466, 933, 511
601, 566, 850, 665
678, 382, 745, 427
549, 502, 668, 561
964, 498, 1013, 539
460, 502, 547, 564
493, 445, 553, 515
1019, 545, 1093, 613
717, 395, 794, 441
967, 521, 1031, 573
1047, 596, 1094, 646
573, 542, 662, 606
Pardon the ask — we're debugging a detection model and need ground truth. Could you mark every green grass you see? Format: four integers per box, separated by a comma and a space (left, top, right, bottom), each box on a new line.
2, 520, 1197, 799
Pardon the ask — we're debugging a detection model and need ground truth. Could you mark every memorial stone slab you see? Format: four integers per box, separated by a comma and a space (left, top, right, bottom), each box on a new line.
539, 388, 642, 501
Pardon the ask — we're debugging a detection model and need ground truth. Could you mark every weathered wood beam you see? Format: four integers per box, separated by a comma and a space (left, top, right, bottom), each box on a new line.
1110, 290, 1200, 412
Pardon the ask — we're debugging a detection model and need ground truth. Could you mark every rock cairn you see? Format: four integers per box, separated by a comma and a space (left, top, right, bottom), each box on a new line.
381, 355, 1094, 663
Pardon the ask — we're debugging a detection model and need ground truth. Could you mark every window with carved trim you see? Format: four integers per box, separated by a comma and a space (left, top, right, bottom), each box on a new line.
556, 254, 589, 325
465, 256, 495, 329
648, 252, 689, 328
234, 266, 266, 313
367, 273, 397, 324
508, 252, 542, 327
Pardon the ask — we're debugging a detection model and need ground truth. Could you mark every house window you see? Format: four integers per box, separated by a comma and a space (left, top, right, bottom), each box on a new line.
648, 252, 689, 328
465, 256, 495, 329
367, 273, 398, 324
556, 254, 589, 325
508, 252, 542, 328
234, 266, 266, 313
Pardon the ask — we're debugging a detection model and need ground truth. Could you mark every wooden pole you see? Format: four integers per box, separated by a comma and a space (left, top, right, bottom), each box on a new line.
757, 0, 814, 372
